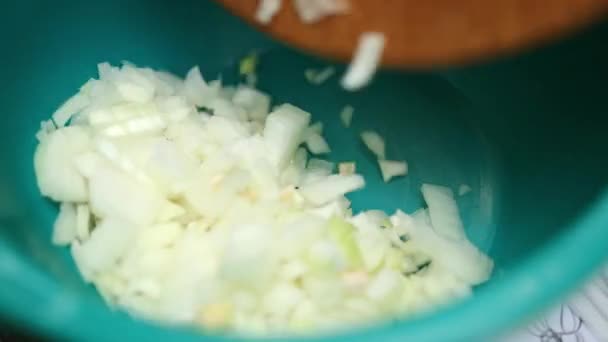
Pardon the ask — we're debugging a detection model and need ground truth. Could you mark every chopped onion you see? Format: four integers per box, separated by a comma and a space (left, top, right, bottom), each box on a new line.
302, 158, 334, 184
391, 210, 492, 284
34, 126, 91, 202
300, 174, 365, 205
458, 184, 472, 196
360, 130, 385, 159
341, 32, 385, 91
52, 93, 90, 127
255, 0, 282, 24
305, 132, 331, 154
33, 62, 493, 335
209, 97, 248, 121
86, 161, 167, 225
338, 162, 356, 176
115, 65, 156, 103
293, 0, 349, 23
264, 104, 311, 168
183, 66, 216, 107
79, 217, 138, 273
76, 204, 91, 241
232, 86, 271, 121
421, 184, 466, 241
304, 66, 335, 85
35, 120, 56, 142
378, 159, 408, 182
306, 121, 323, 136
339, 105, 354, 128
52, 203, 77, 246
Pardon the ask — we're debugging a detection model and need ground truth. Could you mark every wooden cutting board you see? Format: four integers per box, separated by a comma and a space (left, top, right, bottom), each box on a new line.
217, 0, 608, 68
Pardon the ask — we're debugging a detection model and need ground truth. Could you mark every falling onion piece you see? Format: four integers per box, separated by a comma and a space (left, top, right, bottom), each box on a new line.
255, 0, 282, 24
293, 0, 350, 23
378, 160, 408, 182
76, 204, 91, 241
360, 130, 385, 159
341, 32, 385, 91
340, 105, 354, 127
304, 66, 336, 85
458, 184, 472, 196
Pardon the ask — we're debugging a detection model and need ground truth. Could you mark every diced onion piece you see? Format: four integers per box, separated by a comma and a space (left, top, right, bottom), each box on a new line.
341, 32, 385, 91
221, 224, 273, 284
71, 241, 92, 282
366, 269, 401, 302
79, 217, 138, 273
210, 97, 247, 121
157, 202, 186, 222
184, 66, 218, 107
185, 169, 251, 220
304, 66, 335, 85
52, 93, 90, 127
293, 0, 350, 23
421, 184, 466, 241
300, 174, 364, 205
309, 197, 351, 219
115, 65, 156, 103
102, 115, 166, 137
307, 158, 334, 173
52, 203, 77, 246
255, 0, 282, 24
232, 86, 271, 121
305, 132, 331, 154
327, 216, 363, 268
35, 120, 56, 142
116, 82, 153, 104
458, 184, 472, 196
391, 210, 492, 284
87, 162, 167, 225
338, 162, 356, 175
306, 122, 323, 136
262, 282, 304, 318
136, 222, 183, 252
76, 204, 91, 241
97, 62, 118, 81
303, 158, 334, 184
360, 130, 385, 159
339, 105, 354, 128
378, 159, 408, 182
157, 96, 191, 123
34, 126, 91, 202
352, 213, 390, 270
206, 116, 250, 145
263, 104, 311, 169
306, 158, 335, 176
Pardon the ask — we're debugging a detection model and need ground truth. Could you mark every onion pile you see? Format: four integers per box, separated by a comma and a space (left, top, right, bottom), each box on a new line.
34, 62, 492, 335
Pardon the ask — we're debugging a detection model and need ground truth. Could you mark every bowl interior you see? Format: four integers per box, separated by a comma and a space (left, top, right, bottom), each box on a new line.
1, 1, 608, 341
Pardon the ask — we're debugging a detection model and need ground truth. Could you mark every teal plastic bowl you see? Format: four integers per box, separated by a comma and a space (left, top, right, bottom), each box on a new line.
1, 1, 608, 341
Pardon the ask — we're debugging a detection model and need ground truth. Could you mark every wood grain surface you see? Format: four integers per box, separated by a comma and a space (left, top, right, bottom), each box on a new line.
217, 0, 608, 68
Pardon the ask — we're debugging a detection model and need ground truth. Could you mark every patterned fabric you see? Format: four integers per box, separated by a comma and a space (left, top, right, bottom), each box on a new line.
505, 305, 599, 341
